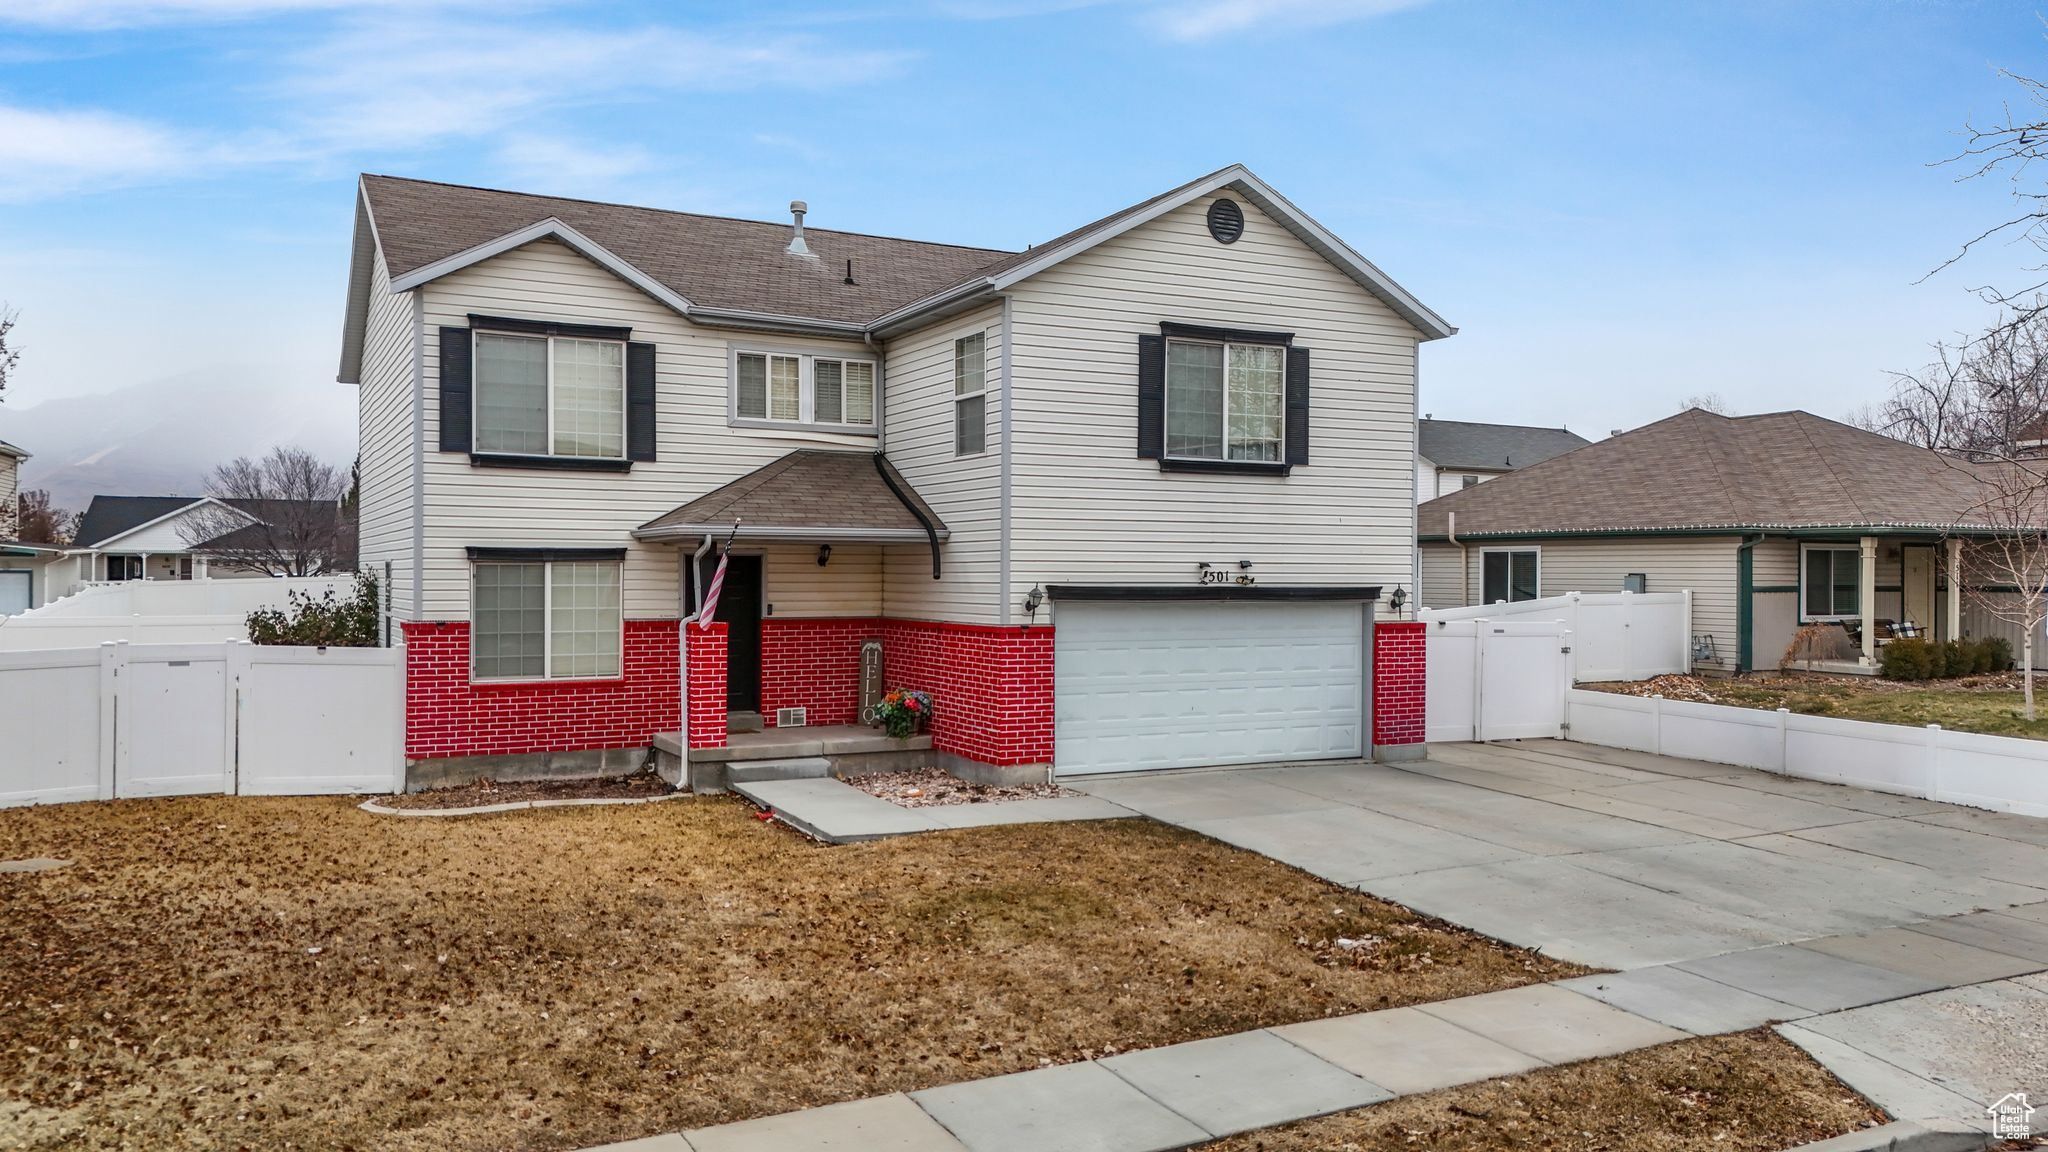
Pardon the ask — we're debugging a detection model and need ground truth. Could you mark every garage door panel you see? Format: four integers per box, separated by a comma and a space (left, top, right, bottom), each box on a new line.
1055, 601, 1365, 776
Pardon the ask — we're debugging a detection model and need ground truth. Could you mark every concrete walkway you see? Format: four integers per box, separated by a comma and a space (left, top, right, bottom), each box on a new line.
590, 901, 2047, 1151
731, 776, 1136, 843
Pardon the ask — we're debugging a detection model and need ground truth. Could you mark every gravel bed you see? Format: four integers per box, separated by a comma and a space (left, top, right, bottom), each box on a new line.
848, 767, 1075, 808
379, 769, 673, 809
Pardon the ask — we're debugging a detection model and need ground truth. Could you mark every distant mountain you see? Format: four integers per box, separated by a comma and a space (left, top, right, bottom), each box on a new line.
0, 367, 357, 516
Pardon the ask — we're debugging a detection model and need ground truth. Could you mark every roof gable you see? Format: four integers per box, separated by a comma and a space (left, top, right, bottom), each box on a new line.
340, 166, 1453, 383
1417, 409, 2001, 538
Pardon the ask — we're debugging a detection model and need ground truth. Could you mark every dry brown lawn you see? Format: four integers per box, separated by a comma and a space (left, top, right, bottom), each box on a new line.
0, 795, 1580, 1151
1203, 1031, 1886, 1152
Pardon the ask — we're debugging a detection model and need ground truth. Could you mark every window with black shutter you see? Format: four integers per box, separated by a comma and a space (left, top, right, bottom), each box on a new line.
1138, 322, 1303, 474
455, 315, 639, 471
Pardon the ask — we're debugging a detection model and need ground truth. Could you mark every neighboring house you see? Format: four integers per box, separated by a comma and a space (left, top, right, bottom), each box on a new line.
42, 495, 340, 600
1414, 418, 1587, 501
339, 164, 1453, 785
1418, 408, 2025, 674
0, 438, 61, 615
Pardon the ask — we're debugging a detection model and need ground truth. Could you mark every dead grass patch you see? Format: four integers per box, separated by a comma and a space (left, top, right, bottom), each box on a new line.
1588, 672, 2048, 740
0, 795, 1580, 1151
1203, 1030, 1886, 1152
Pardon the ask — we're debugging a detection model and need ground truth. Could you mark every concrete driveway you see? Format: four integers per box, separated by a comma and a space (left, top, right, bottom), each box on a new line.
1072, 739, 2048, 970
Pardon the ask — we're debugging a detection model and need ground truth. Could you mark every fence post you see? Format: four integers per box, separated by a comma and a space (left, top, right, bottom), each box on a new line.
1926, 723, 1942, 803
1558, 627, 1574, 739
1776, 707, 1790, 775
1471, 619, 1487, 742
97, 641, 123, 801
1651, 693, 1664, 757
389, 633, 408, 795
1680, 589, 1695, 672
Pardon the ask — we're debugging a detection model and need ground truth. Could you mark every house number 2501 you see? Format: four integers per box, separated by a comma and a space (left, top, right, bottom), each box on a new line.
1199, 569, 1257, 586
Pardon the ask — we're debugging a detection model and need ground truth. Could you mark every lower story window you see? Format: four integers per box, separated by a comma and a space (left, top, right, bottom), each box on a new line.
473, 559, 622, 680
1481, 549, 1539, 604
1802, 546, 1861, 619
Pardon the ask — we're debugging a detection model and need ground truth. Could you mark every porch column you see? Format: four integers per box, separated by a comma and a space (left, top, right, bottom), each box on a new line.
1859, 536, 1878, 665
1946, 537, 1963, 642
140, 552, 153, 581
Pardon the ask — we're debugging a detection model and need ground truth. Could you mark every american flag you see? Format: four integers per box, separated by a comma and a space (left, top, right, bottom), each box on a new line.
697, 550, 729, 630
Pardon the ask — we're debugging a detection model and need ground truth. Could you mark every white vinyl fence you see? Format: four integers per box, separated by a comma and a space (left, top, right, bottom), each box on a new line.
0, 576, 354, 651
1425, 619, 1573, 743
1420, 590, 1693, 682
1567, 688, 2048, 818
0, 639, 402, 807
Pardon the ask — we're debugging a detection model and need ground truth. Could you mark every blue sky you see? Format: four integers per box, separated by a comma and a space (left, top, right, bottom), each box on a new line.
0, 0, 2043, 446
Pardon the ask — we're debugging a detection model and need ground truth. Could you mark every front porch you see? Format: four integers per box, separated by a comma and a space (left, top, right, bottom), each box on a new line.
1748, 533, 1966, 674
653, 724, 937, 793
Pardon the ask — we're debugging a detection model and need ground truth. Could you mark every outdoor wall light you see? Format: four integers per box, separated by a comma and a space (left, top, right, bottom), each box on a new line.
1389, 585, 1408, 613
816, 544, 832, 567
1022, 584, 1045, 629
1237, 558, 1254, 570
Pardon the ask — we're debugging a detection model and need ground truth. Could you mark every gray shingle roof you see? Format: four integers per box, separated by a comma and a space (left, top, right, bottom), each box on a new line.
361, 175, 1017, 328
1417, 420, 1589, 471
73, 496, 202, 548
635, 450, 946, 540
1417, 409, 2009, 538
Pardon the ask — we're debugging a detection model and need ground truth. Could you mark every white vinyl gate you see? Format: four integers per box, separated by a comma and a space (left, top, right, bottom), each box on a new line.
1424, 619, 1572, 742
0, 640, 403, 807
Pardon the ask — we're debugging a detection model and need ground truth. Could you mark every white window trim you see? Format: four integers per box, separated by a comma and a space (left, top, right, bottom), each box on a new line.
1162, 336, 1288, 464
1479, 546, 1541, 604
1798, 543, 1865, 622
954, 331, 988, 457
727, 345, 880, 434
472, 330, 629, 461
470, 559, 624, 684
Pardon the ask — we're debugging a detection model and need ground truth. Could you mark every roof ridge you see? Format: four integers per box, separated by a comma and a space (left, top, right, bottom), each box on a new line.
362, 174, 1017, 258
1782, 410, 1871, 522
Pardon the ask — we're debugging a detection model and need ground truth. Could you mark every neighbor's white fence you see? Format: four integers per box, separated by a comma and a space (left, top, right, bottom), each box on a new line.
0, 576, 353, 651
1425, 619, 1573, 743
1421, 591, 1692, 683
0, 639, 402, 807
1567, 688, 2048, 818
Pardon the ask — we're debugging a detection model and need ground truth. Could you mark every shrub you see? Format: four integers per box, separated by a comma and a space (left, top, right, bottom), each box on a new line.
246, 570, 380, 647
1941, 640, 1971, 679
1981, 636, 2015, 673
1878, 637, 1940, 681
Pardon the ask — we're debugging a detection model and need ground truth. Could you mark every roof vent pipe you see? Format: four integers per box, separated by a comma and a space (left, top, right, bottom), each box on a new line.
787, 200, 812, 256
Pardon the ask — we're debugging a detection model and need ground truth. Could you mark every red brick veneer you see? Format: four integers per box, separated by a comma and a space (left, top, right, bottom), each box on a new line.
684, 621, 728, 750
759, 617, 874, 727
880, 619, 1054, 768
402, 619, 680, 761
1371, 620, 1426, 749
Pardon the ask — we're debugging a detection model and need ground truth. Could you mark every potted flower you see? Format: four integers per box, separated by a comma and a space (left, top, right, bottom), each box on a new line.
874, 689, 933, 739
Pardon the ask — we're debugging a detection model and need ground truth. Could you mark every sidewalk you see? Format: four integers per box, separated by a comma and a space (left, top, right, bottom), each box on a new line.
585, 904, 2048, 1152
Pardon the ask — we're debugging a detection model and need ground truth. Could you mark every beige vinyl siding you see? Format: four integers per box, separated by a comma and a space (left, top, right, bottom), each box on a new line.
1421, 536, 1742, 672
417, 238, 885, 621
1006, 196, 1419, 614
763, 542, 882, 617
879, 302, 1004, 624
356, 247, 420, 619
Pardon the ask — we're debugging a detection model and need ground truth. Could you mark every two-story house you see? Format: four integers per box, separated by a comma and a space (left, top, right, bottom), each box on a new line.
338, 165, 1451, 788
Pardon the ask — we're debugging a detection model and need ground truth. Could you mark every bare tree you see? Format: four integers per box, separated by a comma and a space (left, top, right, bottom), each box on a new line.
181, 446, 349, 576
1931, 65, 2048, 332
1678, 392, 1732, 415
13, 490, 72, 545
0, 305, 17, 401
1868, 308, 2048, 454
1953, 457, 2048, 719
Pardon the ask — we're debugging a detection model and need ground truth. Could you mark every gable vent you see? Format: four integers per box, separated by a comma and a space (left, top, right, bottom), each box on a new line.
776, 706, 809, 728
1207, 198, 1245, 244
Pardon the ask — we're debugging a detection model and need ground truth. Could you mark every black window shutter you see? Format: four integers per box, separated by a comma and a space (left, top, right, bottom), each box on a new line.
438, 327, 472, 453
1285, 345, 1311, 467
626, 341, 657, 462
1137, 333, 1166, 459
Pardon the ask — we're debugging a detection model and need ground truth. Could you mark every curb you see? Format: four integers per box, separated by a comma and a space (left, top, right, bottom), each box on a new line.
1783, 1121, 1995, 1152
358, 792, 689, 818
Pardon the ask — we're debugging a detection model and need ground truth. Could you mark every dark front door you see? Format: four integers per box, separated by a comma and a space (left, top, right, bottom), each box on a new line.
711, 553, 764, 712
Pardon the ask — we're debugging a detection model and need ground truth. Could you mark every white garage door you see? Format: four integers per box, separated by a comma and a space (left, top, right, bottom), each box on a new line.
0, 570, 31, 616
1054, 600, 1367, 776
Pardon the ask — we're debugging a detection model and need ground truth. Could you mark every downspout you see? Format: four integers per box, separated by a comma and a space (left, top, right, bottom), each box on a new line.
687, 533, 714, 618
1736, 534, 1762, 674
1448, 511, 1469, 604
864, 331, 884, 454
875, 454, 941, 579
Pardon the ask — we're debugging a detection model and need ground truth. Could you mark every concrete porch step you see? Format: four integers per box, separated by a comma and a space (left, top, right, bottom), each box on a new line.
652, 726, 936, 793
726, 757, 833, 785
728, 710, 765, 734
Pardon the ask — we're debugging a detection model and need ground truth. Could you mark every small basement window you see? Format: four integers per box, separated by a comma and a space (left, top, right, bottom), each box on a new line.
1481, 548, 1539, 604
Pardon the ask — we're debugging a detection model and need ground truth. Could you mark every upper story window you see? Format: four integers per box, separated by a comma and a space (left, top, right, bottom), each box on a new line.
1166, 338, 1284, 463
954, 332, 987, 456
475, 332, 626, 459
732, 349, 876, 431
